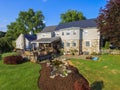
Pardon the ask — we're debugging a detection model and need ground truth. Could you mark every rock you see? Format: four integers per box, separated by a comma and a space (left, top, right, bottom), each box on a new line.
38, 63, 90, 90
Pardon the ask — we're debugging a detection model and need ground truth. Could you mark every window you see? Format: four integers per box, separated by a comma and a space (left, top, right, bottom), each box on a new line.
86, 41, 90, 47
66, 32, 70, 35
57, 34, 59, 36
73, 31, 76, 35
62, 32, 64, 35
72, 42, 76, 47
62, 42, 64, 48
66, 42, 70, 47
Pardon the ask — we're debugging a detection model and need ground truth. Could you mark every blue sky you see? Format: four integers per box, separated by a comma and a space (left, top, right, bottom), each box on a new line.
0, 0, 107, 32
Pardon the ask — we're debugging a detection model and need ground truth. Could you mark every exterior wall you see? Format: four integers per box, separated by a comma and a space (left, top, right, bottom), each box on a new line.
82, 28, 100, 54
62, 39, 80, 55
25, 38, 30, 49
55, 27, 81, 40
54, 27, 100, 55
16, 34, 25, 49
82, 39, 100, 54
37, 32, 54, 39
54, 27, 81, 55
16, 34, 32, 50
83, 28, 100, 40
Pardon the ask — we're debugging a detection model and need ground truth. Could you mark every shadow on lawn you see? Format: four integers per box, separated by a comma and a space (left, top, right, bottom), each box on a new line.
91, 81, 104, 90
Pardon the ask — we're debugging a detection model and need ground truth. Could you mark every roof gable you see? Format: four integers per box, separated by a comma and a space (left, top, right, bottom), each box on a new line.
24, 34, 37, 41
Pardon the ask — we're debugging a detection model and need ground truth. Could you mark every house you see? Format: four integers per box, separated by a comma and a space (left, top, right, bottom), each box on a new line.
16, 33, 37, 50
16, 18, 100, 55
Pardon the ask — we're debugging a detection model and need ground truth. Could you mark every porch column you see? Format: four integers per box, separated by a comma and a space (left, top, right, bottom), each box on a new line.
36, 42, 39, 49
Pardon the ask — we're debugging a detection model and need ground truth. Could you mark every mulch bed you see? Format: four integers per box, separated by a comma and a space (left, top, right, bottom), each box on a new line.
38, 63, 90, 90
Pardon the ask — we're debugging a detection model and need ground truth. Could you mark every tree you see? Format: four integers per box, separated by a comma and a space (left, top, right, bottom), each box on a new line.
0, 31, 6, 38
60, 9, 86, 23
97, 0, 120, 47
6, 9, 45, 40
0, 37, 13, 53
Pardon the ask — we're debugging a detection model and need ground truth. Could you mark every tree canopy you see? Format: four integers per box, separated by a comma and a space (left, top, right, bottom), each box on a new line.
6, 9, 45, 40
97, 0, 120, 47
0, 37, 13, 53
60, 9, 86, 24
0, 31, 6, 38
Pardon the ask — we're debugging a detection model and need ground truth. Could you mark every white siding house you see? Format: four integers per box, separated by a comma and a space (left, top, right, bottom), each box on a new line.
16, 19, 100, 54
16, 34, 37, 50
16, 34, 25, 49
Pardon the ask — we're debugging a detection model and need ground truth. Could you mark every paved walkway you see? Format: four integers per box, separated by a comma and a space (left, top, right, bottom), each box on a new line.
61, 55, 88, 60
59, 55, 90, 67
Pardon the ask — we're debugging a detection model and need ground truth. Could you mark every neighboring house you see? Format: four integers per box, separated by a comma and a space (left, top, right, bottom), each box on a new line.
16, 33, 37, 50
16, 19, 100, 55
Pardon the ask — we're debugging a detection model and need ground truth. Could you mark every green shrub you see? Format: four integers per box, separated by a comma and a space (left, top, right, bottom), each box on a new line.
105, 41, 110, 49
70, 49, 78, 55
59, 48, 64, 55
2, 52, 19, 58
51, 60, 63, 66
91, 52, 98, 55
0, 37, 13, 53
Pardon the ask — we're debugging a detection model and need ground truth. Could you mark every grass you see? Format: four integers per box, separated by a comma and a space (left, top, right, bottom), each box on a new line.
0, 60, 40, 90
71, 55, 120, 90
2, 52, 19, 58
0, 53, 120, 90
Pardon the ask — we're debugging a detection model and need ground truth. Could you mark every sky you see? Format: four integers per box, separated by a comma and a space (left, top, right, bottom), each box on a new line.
0, 0, 107, 32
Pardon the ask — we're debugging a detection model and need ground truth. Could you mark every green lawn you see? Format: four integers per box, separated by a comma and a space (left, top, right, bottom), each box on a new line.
0, 60, 40, 90
71, 55, 120, 90
0, 54, 120, 90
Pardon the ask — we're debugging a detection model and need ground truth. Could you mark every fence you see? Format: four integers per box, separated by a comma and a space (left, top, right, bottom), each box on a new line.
100, 49, 120, 55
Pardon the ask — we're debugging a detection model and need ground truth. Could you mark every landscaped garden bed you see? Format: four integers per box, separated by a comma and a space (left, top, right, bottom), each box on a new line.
38, 59, 90, 90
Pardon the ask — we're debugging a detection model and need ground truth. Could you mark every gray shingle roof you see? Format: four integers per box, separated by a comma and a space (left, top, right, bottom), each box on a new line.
39, 19, 97, 33
55, 18, 97, 30
40, 25, 57, 33
32, 37, 60, 43
24, 34, 37, 41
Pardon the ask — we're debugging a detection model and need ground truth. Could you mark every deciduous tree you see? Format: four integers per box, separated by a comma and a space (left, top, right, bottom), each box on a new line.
6, 9, 45, 40
0, 31, 6, 38
97, 0, 120, 47
60, 9, 86, 23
